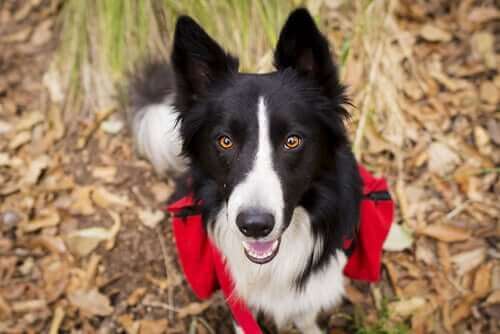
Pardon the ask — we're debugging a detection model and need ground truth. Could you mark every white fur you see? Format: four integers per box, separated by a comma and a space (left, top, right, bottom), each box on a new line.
132, 95, 188, 176
212, 97, 346, 331
212, 205, 346, 329
226, 97, 284, 241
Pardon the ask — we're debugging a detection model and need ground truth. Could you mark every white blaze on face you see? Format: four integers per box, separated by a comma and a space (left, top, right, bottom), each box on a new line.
227, 97, 284, 239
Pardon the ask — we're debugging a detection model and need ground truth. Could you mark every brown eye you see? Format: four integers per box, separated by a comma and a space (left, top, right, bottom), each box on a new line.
284, 135, 302, 150
218, 135, 233, 150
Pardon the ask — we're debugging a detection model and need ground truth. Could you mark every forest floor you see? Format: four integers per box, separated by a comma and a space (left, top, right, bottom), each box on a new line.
0, 1, 499, 333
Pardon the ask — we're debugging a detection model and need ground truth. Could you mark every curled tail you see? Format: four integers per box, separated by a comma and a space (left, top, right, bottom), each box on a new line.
127, 61, 188, 176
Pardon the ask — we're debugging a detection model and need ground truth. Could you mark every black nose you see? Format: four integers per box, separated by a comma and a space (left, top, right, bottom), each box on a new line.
236, 209, 274, 238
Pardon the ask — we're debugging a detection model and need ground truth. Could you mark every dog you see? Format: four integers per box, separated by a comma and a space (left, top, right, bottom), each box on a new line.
128, 8, 363, 333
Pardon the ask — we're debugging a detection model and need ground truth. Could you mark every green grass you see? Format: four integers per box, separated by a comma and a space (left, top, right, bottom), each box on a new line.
352, 300, 410, 334
56, 0, 329, 113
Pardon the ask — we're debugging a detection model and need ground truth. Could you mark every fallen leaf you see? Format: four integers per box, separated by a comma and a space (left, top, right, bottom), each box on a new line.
383, 224, 413, 251
474, 262, 493, 297
468, 7, 500, 23
419, 224, 470, 242
11, 299, 47, 313
127, 287, 147, 306
92, 187, 132, 209
487, 119, 500, 145
9, 131, 31, 149
452, 247, 486, 276
427, 142, 460, 175
389, 297, 426, 318
138, 208, 165, 229
479, 81, 499, 105
106, 210, 121, 250
100, 118, 124, 134
68, 288, 113, 316
16, 111, 44, 131
91, 165, 117, 182
485, 290, 500, 305
20, 210, 60, 233
139, 319, 168, 334
177, 301, 212, 318
65, 227, 114, 257
22, 154, 50, 186
118, 314, 140, 334
0, 120, 12, 135
70, 186, 95, 216
420, 24, 452, 42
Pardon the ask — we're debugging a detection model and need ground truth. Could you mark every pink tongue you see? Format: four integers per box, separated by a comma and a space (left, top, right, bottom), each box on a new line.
248, 240, 274, 254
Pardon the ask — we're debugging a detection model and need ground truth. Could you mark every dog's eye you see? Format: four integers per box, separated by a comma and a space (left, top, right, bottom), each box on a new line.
284, 135, 302, 150
218, 135, 233, 150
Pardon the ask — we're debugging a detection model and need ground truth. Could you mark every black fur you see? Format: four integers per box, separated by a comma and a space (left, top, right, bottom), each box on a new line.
133, 8, 362, 287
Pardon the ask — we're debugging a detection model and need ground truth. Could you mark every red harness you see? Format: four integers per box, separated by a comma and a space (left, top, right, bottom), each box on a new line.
167, 165, 393, 333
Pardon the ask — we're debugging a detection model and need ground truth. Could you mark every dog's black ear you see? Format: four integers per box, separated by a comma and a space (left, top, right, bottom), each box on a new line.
172, 16, 238, 109
274, 8, 341, 98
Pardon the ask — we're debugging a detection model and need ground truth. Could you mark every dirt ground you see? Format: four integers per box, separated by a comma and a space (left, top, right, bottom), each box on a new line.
0, 1, 499, 334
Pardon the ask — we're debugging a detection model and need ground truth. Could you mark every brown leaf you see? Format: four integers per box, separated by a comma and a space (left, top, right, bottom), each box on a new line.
139, 319, 168, 334
91, 187, 132, 209
22, 154, 50, 186
177, 301, 211, 318
389, 297, 426, 319
20, 210, 60, 233
68, 289, 113, 316
65, 227, 113, 257
468, 7, 500, 23
427, 142, 460, 175
127, 288, 147, 306
479, 81, 499, 105
91, 165, 117, 182
452, 247, 486, 276
485, 290, 500, 305
419, 224, 470, 242
70, 186, 95, 216
138, 209, 165, 229
473, 262, 493, 298
420, 24, 452, 42
118, 314, 140, 334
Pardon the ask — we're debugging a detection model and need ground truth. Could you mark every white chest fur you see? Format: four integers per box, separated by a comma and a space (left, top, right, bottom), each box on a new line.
212, 206, 347, 328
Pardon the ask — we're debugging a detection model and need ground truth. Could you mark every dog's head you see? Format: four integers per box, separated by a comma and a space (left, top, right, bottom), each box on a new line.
172, 9, 354, 265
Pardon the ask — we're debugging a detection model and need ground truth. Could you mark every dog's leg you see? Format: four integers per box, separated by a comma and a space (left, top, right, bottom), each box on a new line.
294, 312, 323, 334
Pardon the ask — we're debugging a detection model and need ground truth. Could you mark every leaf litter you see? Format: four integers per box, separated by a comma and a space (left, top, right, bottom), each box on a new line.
0, 0, 498, 333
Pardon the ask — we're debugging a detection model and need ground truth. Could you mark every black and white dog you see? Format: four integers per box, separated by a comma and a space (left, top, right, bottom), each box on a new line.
129, 8, 362, 333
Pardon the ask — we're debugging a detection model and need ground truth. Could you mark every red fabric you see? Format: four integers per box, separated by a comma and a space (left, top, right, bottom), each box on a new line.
167, 165, 393, 333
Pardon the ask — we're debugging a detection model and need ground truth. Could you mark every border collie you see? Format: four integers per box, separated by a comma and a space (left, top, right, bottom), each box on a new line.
129, 8, 362, 333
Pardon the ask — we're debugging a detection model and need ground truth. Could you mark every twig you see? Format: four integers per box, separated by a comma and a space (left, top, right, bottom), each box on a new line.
49, 306, 65, 334
156, 226, 175, 321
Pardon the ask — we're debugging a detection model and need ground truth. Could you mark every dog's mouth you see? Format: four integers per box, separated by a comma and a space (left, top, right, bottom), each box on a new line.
242, 238, 281, 264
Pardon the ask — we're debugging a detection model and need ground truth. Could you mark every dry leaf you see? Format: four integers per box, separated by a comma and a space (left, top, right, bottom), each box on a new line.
20, 210, 60, 232
419, 224, 470, 242
100, 118, 124, 134
92, 187, 132, 209
22, 154, 50, 186
420, 24, 452, 42
70, 186, 95, 216
118, 314, 140, 334
473, 262, 493, 297
177, 301, 212, 318
68, 288, 113, 316
468, 7, 500, 23
452, 247, 486, 276
479, 81, 499, 105
92, 165, 117, 182
11, 299, 47, 313
139, 319, 168, 334
65, 227, 114, 257
389, 297, 426, 318
9, 131, 31, 149
16, 111, 44, 131
485, 290, 500, 305
427, 142, 460, 175
138, 209, 165, 229
127, 288, 147, 306
383, 224, 413, 252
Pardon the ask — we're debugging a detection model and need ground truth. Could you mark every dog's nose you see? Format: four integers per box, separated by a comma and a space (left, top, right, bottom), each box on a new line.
236, 209, 274, 238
